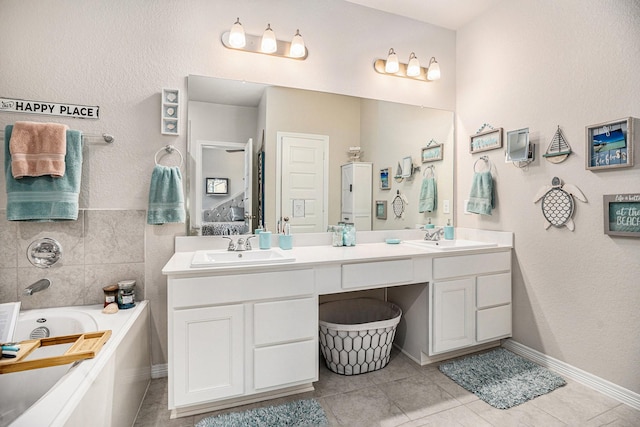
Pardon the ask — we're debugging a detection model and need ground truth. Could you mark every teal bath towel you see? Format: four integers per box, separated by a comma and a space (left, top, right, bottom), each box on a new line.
147, 165, 185, 225
5, 125, 82, 221
467, 171, 495, 215
419, 177, 437, 213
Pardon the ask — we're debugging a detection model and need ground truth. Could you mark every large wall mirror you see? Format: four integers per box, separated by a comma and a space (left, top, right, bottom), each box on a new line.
187, 75, 455, 235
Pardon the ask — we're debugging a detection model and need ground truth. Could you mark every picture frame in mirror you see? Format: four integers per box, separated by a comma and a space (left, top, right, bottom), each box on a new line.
206, 177, 229, 195
376, 200, 387, 220
422, 140, 443, 163
380, 167, 391, 190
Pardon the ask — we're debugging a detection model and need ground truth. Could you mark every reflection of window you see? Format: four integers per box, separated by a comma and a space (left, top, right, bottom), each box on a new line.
206, 178, 229, 195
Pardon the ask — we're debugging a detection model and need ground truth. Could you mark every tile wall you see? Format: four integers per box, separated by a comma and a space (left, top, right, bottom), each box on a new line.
0, 209, 145, 310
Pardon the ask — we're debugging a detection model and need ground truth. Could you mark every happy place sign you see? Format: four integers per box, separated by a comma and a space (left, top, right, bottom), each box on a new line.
0, 97, 99, 119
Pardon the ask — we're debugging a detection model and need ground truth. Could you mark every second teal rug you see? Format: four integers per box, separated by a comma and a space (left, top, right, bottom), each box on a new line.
439, 347, 566, 409
195, 398, 328, 427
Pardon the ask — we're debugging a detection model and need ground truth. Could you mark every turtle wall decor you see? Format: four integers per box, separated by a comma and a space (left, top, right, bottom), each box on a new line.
533, 177, 587, 231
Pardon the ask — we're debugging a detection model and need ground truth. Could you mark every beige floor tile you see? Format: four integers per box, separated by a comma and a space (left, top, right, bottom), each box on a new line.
313, 361, 376, 398
323, 385, 410, 427
466, 398, 566, 426
584, 403, 640, 427
380, 376, 461, 420
422, 368, 480, 405
528, 380, 621, 425
401, 404, 494, 427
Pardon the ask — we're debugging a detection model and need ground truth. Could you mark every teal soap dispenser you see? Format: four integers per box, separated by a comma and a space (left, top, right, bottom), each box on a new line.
443, 219, 454, 240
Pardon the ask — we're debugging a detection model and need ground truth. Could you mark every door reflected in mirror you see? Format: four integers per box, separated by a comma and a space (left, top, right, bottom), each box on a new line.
187, 75, 455, 235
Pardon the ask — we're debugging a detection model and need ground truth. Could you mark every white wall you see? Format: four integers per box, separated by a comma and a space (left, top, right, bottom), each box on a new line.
456, 0, 640, 393
0, 0, 456, 366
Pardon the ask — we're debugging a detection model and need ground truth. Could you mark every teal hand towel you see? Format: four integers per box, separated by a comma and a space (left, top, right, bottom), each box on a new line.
467, 171, 495, 215
5, 125, 82, 221
418, 177, 437, 213
147, 165, 185, 225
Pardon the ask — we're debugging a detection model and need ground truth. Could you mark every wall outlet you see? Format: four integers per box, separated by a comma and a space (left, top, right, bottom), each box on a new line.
443, 199, 450, 214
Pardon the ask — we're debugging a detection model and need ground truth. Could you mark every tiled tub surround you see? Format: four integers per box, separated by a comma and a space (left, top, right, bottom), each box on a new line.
0, 209, 145, 310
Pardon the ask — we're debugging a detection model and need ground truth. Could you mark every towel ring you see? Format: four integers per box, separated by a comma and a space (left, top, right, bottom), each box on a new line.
155, 145, 183, 168
474, 155, 492, 173
423, 165, 436, 179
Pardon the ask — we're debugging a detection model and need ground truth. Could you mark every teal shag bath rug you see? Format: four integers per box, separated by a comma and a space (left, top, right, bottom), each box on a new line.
439, 348, 566, 409
195, 399, 329, 427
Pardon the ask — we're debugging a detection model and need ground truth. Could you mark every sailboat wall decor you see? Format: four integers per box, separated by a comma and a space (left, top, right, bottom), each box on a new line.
543, 125, 572, 163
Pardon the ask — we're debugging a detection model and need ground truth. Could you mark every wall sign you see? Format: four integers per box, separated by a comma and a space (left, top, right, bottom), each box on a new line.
603, 193, 640, 237
0, 97, 99, 119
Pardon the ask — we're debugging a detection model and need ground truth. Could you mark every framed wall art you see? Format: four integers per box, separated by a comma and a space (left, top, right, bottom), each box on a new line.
379, 167, 391, 190
421, 140, 443, 163
603, 193, 640, 237
375, 200, 387, 220
470, 127, 503, 153
206, 177, 228, 195
586, 117, 634, 170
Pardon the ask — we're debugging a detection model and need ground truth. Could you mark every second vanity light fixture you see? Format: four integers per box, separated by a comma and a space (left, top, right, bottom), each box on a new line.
222, 18, 308, 60
374, 48, 441, 81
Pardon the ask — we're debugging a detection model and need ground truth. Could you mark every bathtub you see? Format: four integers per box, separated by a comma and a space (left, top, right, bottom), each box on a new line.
0, 301, 150, 427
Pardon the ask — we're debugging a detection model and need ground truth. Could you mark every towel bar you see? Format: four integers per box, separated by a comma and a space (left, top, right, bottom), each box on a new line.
0, 133, 114, 144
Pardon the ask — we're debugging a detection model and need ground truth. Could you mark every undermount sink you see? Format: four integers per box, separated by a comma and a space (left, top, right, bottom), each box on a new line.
403, 239, 498, 251
190, 248, 296, 268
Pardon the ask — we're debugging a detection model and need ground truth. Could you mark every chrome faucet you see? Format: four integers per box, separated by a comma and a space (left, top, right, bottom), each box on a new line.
24, 278, 51, 295
424, 227, 444, 241
223, 235, 256, 251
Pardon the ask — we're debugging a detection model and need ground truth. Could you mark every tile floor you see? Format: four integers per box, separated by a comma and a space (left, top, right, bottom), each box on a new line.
134, 348, 640, 426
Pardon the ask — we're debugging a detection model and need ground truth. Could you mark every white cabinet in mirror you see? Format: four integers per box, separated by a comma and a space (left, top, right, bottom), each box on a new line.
187, 75, 455, 235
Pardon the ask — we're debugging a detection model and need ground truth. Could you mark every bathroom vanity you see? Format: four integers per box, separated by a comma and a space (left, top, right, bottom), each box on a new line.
162, 228, 513, 418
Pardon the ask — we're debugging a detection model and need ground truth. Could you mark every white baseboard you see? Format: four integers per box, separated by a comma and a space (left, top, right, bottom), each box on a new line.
151, 363, 168, 379
502, 339, 640, 410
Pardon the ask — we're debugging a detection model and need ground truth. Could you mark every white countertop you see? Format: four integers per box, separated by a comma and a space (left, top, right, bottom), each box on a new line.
162, 228, 513, 276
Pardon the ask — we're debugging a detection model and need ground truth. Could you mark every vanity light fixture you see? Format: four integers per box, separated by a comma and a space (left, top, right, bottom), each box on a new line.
228, 17, 246, 48
374, 49, 441, 82
384, 48, 399, 73
261, 24, 277, 53
221, 18, 308, 60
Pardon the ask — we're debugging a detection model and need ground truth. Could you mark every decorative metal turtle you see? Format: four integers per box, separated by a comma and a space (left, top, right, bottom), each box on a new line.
533, 177, 587, 231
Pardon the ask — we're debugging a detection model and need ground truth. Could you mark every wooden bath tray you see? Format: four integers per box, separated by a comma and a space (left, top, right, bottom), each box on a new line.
0, 330, 112, 374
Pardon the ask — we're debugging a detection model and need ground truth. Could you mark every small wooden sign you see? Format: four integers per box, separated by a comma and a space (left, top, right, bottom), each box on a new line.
603, 193, 640, 237
0, 97, 99, 119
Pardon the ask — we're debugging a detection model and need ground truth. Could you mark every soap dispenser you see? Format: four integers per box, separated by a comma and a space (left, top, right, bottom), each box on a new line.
425, 218, 435, 229
443, 219, 454, 240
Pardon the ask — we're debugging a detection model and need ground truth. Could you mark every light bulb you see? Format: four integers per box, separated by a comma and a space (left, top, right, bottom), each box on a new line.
290, 29, 305, 58
406, 52, 420, 77
427, 57, 441, 81
228, 17, 246, 48
384, 48, 399, 73
261, 24, 277, 53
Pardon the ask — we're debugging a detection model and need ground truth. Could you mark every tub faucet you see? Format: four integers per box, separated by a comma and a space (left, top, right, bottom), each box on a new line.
24, 278, 51, 295
424, 227, 444, 241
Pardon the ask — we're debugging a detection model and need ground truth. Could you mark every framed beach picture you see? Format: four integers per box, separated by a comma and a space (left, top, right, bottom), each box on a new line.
206, 177, 228, 195
379, 167, 391, 190
375, 200, 387, 220
586, 117, 634, 170
470, 127, 503, 153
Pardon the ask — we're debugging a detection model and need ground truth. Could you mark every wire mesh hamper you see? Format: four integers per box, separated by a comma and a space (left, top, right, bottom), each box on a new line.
318, 298, 402, 375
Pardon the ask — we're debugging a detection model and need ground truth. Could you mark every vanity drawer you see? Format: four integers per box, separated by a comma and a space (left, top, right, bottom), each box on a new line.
476, 304, 512, 342
169, 269, 314, 308
254, 297, 318, 346
342, 259, 413, 289
433, 251, 510, 280
254, 340, 317, 390
476, 272, 511, 309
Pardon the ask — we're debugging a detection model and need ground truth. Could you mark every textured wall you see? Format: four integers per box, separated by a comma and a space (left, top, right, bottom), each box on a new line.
456, 0, 640, 392
0, 0, 456, 366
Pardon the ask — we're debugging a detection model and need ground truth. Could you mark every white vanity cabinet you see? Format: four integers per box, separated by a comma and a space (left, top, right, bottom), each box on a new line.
341, 162, 372, 230
167, 268, 318, 416
430, 251, 512, 355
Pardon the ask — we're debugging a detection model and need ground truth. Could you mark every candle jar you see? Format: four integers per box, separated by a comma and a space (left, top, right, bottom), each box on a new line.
117, 279, 136, 309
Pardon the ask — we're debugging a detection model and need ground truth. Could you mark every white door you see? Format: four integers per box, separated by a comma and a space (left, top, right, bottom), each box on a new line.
276, 132, 329, 233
